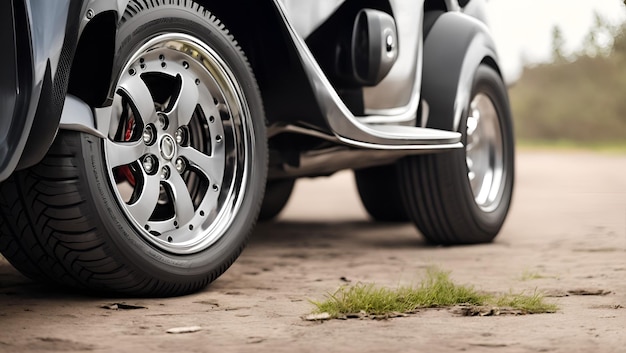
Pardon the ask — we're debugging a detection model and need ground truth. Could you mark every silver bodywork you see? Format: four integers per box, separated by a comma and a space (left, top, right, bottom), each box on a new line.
270, 0, 461, 151
0, 0, 512, 296
58, 0, 500, 178
281, 0, 424, 117
63, 0, 462, 153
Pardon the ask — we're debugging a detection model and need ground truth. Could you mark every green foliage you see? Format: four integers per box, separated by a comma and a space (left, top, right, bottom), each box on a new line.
310, 268, 557, 318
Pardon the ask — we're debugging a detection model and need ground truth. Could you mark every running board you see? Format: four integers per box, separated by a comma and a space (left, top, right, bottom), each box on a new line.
271, 0, 462, 151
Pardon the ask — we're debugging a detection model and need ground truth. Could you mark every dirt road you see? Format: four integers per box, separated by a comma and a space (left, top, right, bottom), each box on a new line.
0, 151, 625, 353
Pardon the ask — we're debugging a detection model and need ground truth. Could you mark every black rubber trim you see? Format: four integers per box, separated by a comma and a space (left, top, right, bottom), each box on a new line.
16, 0, 83, 170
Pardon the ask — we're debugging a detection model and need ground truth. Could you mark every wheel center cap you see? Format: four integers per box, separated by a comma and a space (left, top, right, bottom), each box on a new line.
160, 135, 176, 160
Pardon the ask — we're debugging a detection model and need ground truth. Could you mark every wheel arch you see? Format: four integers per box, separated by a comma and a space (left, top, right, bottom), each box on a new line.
421, 11, 501, 132
64, 0, 329, 129
195, 0, 327, 128
67, 10, 117, 108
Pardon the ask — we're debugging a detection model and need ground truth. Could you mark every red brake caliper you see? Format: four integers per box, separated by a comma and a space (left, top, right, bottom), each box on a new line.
116, 117, 137, 186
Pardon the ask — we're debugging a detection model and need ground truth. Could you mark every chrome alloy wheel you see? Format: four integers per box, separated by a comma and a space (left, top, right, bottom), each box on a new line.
465, 93, 505, 212
104, 33, 251, 255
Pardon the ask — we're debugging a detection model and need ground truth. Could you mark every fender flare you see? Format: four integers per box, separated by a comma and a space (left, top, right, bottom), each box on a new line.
421, 11, 500, 132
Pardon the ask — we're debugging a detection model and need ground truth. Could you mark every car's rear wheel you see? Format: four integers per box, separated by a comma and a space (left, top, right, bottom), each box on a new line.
398, 64, 514, 244
354, 166, 408, 222
0, 0, 267, 296
258, 179, 296, 221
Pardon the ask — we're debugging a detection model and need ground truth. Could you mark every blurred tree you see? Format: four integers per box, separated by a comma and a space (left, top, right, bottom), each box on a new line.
551, 26, 566, 62
582, 11, 617, 57
612, 22, 626, 54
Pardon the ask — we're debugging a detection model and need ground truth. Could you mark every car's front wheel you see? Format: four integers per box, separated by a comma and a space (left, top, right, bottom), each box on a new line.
0, 0, 267, 296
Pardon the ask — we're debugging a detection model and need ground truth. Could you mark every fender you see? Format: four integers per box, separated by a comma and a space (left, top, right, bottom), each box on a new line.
0, 0, 127, 182
421, 11, 500, 132
0, 0, 78, 180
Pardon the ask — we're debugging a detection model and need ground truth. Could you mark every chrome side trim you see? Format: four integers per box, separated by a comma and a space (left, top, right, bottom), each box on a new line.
271, 0, 461, 149
268, 123, 462, 152
267, 123, 339, 142
269, 145, 448, 179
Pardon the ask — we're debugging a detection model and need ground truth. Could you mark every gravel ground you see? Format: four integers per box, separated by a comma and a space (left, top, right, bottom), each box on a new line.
0, 150, 624, 353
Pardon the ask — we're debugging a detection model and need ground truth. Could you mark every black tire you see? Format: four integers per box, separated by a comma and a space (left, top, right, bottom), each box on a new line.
0, 0, 267, 296
354, 166, 408, 222
398, 64, 514, 244
258, 179, 296, 221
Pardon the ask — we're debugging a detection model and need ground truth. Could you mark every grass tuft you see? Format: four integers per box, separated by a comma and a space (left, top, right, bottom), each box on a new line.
495, 291, 558, 314
403, 268, 489, 308
310, 268, 557, 319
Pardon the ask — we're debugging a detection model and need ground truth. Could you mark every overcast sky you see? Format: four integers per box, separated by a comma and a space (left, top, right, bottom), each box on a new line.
485, 0, 626, 81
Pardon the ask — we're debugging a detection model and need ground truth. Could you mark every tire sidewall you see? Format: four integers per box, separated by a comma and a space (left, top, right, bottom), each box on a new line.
80, 5, 266, 280
458, 64, 514, 233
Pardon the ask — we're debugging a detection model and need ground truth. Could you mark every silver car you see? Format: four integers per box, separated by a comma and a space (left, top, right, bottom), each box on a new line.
0, 0, 514, 296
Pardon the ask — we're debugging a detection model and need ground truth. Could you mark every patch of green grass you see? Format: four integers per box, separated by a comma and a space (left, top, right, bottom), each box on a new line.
312, 284, 416, 317
400, 268, 489, 308
310, 268, 557, 319
495, 291, 558, 314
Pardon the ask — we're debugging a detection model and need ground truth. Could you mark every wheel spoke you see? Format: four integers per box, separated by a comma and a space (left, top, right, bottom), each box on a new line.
170, 73, 200, 127
118, 74, 158, 125
127, 173, 161, 226
178, 146, 224, 184
166, 172, 196, 225
147, 220, 176, 235
105, 140, 147, 168
105, 32, 256, 255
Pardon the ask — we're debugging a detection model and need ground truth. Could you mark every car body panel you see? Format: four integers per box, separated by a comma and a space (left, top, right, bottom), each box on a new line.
0, 0, 128, 182
0, 0, 75, 180
1, 0, 501, 181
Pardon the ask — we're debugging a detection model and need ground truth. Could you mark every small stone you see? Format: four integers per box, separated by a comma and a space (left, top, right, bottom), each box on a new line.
304, 312, 331, 321
166, 326, 203, 334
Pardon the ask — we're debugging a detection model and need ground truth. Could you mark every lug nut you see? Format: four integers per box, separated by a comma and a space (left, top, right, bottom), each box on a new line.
143, 155, 156, 174
158, 114, 169, 130
175, 158, 186, 174
143, 125, 155, 145
175, 127, 187, 145
161, 166, 171, 180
